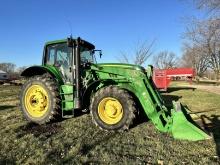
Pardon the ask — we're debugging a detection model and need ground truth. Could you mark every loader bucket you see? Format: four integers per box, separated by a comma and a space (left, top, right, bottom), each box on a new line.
170, 102, 210, 141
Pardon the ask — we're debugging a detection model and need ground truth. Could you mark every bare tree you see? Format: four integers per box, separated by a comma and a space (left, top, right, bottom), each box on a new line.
153, 51, 179, 69
194, 0, 220, 14
183, 18, 220, 79
181, 0, 220, 79
0, 63, 16, 74
118, 40, 155, 66
206, 19, 220, 80
118, 51, 129, 64
181, 44, 209, 77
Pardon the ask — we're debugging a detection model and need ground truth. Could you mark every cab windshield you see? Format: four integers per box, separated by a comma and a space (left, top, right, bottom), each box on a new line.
80, 47, 95, 64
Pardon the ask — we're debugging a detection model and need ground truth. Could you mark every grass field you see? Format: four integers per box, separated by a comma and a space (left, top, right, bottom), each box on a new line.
0, 84, 220, 164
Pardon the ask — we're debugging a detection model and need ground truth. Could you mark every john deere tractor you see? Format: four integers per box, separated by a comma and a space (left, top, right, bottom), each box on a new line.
20, 37, 209, 141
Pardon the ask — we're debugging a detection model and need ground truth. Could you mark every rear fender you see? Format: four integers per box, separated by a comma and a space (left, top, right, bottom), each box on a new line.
21, 65, 64, 85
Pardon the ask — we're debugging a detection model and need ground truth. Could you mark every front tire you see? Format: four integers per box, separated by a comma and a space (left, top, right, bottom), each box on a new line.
20, 74, 60, 124
90, 86, 136, 131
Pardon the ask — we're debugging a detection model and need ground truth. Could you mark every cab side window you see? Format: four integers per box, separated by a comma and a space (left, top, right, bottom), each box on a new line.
46, 43, 71, 66
46, 43, 72, 82
47, 48, 55, 65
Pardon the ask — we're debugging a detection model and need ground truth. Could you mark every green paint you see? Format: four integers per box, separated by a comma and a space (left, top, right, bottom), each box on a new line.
45, 39, 66, 45
60, 85, 74, 111
42, 65, 64, 84
171, 102, 210, 140
21, 39, 210, 141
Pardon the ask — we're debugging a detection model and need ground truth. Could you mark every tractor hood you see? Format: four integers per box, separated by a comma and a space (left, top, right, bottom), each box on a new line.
95, 63, 145, 73
89, 63, 147, 81
97, 63, 144, 70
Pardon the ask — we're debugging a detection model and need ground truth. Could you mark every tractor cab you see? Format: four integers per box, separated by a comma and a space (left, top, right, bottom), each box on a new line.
43, 38, 95, 83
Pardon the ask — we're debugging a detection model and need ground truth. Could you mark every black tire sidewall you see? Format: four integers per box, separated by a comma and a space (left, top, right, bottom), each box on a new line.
20, 77, 54, 123
91, 88, 133, 130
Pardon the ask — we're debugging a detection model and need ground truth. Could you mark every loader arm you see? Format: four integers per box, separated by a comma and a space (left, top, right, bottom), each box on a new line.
130, 74, 210, 141
90, 63, 210, 140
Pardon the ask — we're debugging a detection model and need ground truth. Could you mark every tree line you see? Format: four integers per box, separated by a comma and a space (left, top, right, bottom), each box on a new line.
118, 0, 220, 80
182, 0, 220, 80
0, 63, 27, 79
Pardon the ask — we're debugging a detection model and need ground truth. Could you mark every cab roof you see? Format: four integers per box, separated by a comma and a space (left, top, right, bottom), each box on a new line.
45, 38, 95, 50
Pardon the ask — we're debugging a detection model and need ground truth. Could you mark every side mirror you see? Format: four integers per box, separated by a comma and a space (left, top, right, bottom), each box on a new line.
93, 49, 102, 58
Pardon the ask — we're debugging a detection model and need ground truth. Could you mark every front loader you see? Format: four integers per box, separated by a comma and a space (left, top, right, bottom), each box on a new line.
20, 37, 210, 141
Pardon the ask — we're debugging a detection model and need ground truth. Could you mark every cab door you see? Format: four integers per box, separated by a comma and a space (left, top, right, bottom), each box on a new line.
45, 43, 73, 83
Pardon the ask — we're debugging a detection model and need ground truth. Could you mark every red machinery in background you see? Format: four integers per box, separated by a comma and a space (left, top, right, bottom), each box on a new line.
153, 68, 195, 91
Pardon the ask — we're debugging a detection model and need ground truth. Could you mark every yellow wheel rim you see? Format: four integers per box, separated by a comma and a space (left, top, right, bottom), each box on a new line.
98, 97, 123, 125
24, 84, 49, 118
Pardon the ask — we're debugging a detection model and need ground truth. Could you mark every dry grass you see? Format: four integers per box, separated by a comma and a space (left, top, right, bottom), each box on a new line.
0, 84, 219, 164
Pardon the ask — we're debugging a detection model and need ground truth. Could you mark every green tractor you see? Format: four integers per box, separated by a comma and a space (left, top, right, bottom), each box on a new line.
20, 37, 209, 141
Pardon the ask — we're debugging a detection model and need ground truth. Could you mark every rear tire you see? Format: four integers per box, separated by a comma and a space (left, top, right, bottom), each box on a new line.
20, 74, 61, 124
90, 85, 136, 131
